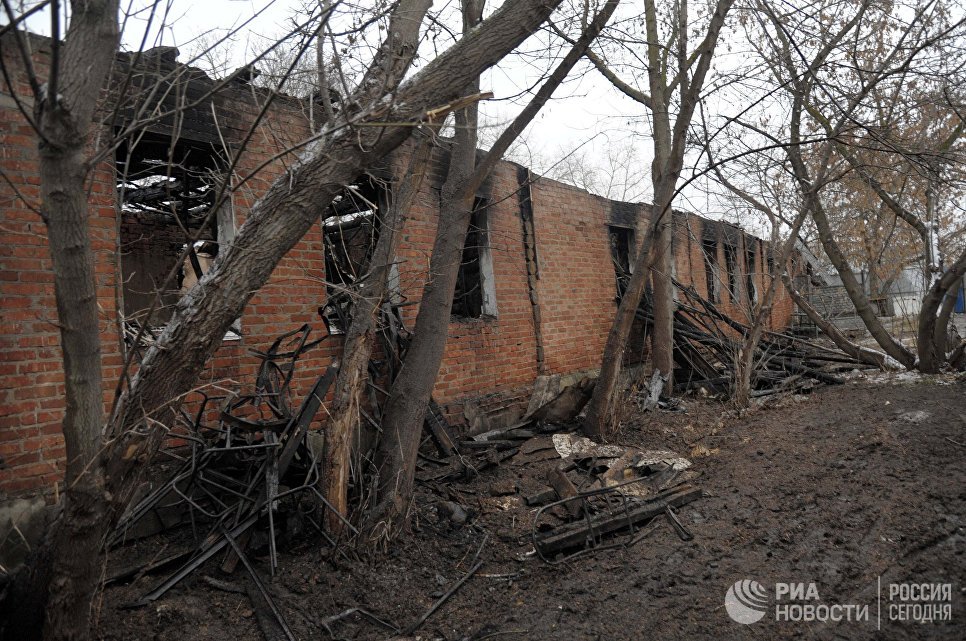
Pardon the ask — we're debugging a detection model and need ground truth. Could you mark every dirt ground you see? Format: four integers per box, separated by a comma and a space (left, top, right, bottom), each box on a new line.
96, 373, 965, 640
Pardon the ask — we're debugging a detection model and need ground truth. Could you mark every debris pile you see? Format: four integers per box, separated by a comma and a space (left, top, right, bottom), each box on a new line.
414, 394, 704, 564
519, 433, 701, 561
110, 325, 345, 641
638, 280, 877, 398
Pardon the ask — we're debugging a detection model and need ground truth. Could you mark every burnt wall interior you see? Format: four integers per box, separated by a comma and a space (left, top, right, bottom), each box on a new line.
116, 134, 225, 327
321, 180, 384, 333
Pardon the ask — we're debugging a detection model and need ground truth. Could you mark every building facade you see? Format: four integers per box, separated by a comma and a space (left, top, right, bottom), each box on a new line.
0, 38, 796, 502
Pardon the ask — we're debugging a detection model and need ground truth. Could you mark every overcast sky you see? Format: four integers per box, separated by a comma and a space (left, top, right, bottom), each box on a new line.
9, 0, 750, 228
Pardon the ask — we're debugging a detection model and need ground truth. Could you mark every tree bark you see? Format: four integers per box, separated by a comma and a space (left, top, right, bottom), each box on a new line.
322, 135, 435, 533
644, 0, 679, 389
918, 246, 966, 373
21, 2, 120, 640
368, 0, 621, 536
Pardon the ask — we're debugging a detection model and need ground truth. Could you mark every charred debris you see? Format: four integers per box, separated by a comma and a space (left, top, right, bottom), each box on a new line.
105, 282, 870, 638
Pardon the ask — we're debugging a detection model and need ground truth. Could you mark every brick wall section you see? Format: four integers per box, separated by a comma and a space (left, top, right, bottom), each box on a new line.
1, 34, 800, 500
673, 214, 795, 331
0, 36, 330, 498
529, 180, 625, 375
391, 150, 540, 423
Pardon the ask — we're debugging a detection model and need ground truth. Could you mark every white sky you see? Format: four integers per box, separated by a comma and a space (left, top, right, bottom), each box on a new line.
8, 0, 752, 228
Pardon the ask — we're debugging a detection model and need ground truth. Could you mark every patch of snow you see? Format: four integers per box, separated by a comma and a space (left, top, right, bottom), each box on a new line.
897, 410, 930, 424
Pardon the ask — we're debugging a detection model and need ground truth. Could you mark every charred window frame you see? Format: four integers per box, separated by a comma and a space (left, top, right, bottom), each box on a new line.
701, 229, 721, 303
116, 134, 237, 344
608, 225, 634, 301
321, 182, 383, 334
745, 239, 759, 306
452, 198, 497, 319
724, 240, 740, 303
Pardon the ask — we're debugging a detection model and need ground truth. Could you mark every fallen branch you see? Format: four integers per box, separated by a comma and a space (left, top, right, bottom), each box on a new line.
320, 607, 399, 638
404, 559, 485, 635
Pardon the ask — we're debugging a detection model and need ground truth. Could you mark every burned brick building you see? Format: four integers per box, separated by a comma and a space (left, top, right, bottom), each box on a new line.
0, 38, 797, 504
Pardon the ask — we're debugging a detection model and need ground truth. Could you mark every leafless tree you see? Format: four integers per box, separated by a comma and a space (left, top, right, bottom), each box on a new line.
369, 0, 622, 538
0, 0, 574, 637
707, 0, 966, 385
580, 0, 736, 440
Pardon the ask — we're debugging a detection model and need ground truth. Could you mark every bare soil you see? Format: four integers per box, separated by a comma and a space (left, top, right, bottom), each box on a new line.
96, 374, 966, 640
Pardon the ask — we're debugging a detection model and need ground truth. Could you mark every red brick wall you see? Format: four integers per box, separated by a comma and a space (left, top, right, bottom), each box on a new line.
529, 181, 624, 374
0, 35, 800, 501
391, 151, 541, 423
0, 36, 332, 498
672, 215, 795, 331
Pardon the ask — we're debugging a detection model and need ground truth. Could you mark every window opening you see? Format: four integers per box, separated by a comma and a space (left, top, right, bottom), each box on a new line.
116, 134, 232, 343
701, 230, 721, 303
452, 198, 496, 319
724, 241, 740, 303
608, 226, 634, 301
746, 240, 759, 306
321, 183, 381, 333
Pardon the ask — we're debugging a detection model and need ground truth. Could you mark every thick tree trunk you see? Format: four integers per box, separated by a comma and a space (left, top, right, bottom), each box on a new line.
322, 137, 434, 533
811, 202, 917, 369
918, 247, 966, 373
368, 0, 621, 536
932, 275, 962, 358
367, 0, 486, 540
368, 167, 477, 540
643, 0, 676, 390
782, 274, 894, 370
17, 2, 121, 640
39, 143, 111, 641
650, 185, 677, 387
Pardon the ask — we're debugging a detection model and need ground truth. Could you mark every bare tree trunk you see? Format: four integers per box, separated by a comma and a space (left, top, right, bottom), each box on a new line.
782, 274, 894, 370
933, 275, 962, 357
6, 2, 122, 640
369, 139, 478, 540
733, 210, 810, 406
811, 201, 917, 369
368, 0, 621, 536
650, 188, 677, 386
582, 232, 658, 440
583, 0, 734, 440
644, 0, 678, 390
322, 137, 434, 533
918, 247, 966, 373
367, 0, 486, 540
